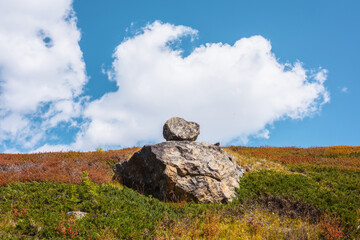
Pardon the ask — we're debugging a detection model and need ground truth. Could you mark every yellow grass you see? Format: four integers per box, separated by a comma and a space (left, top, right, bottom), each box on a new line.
155, 207, 321, 240
225, 148, 290, 174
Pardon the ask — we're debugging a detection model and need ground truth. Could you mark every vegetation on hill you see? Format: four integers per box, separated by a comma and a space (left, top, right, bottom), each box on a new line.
0, 148, 140, 186
0, 146, 359, 239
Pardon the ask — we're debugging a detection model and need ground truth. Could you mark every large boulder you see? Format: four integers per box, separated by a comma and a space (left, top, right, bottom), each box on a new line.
113, 141, 244, 203
163, 117, 200, 141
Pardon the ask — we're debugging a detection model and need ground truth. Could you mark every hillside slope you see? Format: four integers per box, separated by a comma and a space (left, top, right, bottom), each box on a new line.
0, 146, 359, 239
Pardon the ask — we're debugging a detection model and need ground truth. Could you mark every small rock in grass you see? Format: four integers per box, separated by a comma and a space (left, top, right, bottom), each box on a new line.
66, 211, 87, 220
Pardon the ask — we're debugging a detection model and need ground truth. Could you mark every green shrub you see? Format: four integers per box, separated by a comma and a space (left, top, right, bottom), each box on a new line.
0, 181, 205, 239
79, 171, 99, 206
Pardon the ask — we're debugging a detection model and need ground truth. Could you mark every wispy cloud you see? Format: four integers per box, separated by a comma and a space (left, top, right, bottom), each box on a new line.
341, 87, 348, 93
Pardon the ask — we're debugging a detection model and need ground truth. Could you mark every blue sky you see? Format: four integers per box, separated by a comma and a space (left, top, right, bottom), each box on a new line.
0, 0, 359, 152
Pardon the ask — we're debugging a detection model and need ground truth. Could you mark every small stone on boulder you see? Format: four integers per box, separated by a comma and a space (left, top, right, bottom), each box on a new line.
163, 117, 200, 141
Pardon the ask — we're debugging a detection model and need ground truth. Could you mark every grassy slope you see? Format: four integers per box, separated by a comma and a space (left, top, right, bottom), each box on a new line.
0, 146, 359, 239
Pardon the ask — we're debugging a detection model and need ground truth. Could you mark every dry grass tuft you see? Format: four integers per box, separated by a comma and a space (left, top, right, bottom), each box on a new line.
226, 148, 289, 173
155, 206, 321, 240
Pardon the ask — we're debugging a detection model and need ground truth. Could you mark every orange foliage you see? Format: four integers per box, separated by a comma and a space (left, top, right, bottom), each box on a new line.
320, 215, 344, 240
0, 148, 140, 186
1, 145, 359, 186
226, 146, 360, 171
56, 215, 80, 239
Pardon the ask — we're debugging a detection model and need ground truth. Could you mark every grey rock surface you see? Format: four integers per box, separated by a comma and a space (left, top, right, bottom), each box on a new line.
163, 117, 200, 141
66, 211, 87, 220
113, 141, 244, 203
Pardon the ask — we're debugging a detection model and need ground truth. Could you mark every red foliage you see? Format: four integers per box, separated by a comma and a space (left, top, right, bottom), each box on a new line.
1, 145, 359, 186
56, 215, 80, 239
0, 148, 140, 186
226, 146, 360, 171
320, 215, 344, 240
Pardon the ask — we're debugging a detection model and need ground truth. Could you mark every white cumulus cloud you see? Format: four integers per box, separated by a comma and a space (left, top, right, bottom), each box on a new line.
65, 21, 329, 151
0, 0, 87, 151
